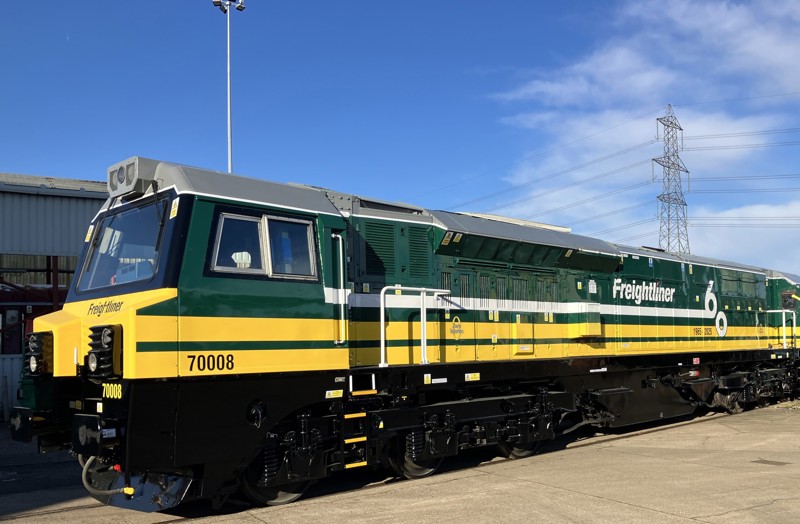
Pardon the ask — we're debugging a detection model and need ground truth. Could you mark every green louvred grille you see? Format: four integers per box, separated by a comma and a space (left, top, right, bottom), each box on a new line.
365, 221, 396, 275
408, 226, 430, 279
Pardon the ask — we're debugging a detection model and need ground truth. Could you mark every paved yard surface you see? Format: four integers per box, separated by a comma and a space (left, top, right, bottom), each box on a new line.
3, 403, 800, 523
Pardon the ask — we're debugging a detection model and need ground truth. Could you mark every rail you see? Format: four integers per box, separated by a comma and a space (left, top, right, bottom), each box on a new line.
379, 285, 451, 368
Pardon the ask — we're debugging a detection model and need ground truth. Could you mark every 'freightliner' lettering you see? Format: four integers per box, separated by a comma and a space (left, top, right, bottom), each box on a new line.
612, 279, 675, 305
87, 301, 124, 317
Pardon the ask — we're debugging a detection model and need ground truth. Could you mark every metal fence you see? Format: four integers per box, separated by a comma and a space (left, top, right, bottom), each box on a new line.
1, 355, 23, 421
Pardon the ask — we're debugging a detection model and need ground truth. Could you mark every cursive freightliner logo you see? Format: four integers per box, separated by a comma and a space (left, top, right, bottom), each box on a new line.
612, 279, 676, 305
87, 300, 124, 317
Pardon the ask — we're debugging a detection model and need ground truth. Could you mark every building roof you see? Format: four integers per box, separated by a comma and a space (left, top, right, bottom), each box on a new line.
0, 172, 106, 198
0, 173, 108, 257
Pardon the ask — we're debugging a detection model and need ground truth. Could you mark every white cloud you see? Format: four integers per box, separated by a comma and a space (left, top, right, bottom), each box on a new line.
687, 200, 800, 271
493, 46, 674, 108
487, 0, 800, 271
623, 0, 800, 93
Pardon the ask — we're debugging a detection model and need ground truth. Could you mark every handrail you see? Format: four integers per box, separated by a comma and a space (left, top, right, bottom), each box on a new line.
379, 285, 451, 368
763, 310, 797, 349
332, 234, 346, 345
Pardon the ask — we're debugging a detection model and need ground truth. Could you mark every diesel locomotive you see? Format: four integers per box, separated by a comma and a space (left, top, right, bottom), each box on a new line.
10, 157, 800, 511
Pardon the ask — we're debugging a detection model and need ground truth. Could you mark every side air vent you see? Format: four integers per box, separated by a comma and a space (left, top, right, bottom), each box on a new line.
365, 222, 396, 276
408, 226, 431, 279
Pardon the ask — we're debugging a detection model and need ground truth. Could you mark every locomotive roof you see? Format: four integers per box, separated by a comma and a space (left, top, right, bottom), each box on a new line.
616, 244, 767, 274
769, 270, 800, 285
104, 159, 800, 281
171, 164, 343, 215
429, 209, 621, 257
105, 158, 343, 216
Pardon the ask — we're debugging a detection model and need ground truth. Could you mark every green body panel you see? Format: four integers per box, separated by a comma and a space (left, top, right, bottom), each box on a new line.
177, 197, 347, 320
92, 183, 797, 367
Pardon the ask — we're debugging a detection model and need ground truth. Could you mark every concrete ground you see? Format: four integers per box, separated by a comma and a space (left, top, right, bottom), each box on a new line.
3, 403, 800, 523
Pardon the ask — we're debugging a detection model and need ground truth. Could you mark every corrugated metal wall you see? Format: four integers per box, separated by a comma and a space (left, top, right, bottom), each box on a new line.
0, 192, 105, 257
0, 355, 22, 420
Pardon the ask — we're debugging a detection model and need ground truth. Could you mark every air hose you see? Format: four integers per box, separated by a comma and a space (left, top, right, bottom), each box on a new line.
80, 455, 135, 496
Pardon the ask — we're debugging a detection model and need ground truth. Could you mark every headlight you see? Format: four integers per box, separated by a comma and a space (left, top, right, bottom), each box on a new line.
87, 325, 122, 380
87, 353, 98, 373
25, 332, 52, 376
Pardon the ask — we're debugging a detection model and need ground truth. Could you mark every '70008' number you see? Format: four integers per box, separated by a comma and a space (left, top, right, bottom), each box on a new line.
187, 354, 235, 372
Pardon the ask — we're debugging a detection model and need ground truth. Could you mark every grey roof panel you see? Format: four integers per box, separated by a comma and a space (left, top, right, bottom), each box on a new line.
114, 160, 343, 216
617, 244, 766, 273
430, 210, 621, 256
175, 165, 342, 215
768, 270, 800, 285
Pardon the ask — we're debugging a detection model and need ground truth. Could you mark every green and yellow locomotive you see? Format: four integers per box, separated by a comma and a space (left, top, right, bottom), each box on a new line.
10, 157, 800, 511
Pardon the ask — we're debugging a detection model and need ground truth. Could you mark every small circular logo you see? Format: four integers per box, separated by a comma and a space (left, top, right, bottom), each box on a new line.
449, 316, 464, 341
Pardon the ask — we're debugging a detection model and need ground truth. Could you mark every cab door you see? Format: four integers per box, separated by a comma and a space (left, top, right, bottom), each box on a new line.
442, 271, 476, 362
510, 276, 534, 357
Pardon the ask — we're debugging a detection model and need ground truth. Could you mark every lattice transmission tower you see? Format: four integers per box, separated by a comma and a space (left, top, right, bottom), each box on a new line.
653, 104, 690, 253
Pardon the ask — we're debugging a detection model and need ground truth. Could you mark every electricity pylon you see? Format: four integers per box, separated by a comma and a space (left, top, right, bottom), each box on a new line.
653, 104, 690, 253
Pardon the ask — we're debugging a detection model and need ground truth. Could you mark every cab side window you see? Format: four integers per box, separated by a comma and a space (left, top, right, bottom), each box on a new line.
267, 217, 316, 278
210, 211, 317, 280
212, 214, 264, 273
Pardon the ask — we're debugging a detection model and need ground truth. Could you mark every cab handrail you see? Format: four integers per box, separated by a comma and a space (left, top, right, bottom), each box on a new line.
379, 285, 451, 368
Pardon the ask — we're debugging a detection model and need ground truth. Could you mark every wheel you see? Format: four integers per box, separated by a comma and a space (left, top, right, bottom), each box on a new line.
388, 433, 443, 479
497, 439, 545, 460
728, 398, 745, 415
240, 453, 310, 506
388, 453, 444, 479
713, 391, 745, 415
241, 476, 310, 506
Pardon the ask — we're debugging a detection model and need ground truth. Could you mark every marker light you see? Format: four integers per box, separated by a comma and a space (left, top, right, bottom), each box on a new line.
101, 328, 113, 348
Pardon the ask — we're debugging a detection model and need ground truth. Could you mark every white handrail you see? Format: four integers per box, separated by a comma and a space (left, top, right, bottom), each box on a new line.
379, 285, 451, 368
763, 310, 797, 349
332, 234, 346, 345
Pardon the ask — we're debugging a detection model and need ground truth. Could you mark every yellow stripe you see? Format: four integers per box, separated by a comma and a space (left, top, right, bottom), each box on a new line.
344, 436, 367, 444
178, 316, 337, 342
165, 348, 348, 379
125, 348, 350, 379
345, 461, 368, 469
137, 316, 177, 342
344, 412, 367, 419
351, 389, 377, 396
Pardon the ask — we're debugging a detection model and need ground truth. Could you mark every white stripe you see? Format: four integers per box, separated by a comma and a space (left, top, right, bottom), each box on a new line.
326, 290, 723, 320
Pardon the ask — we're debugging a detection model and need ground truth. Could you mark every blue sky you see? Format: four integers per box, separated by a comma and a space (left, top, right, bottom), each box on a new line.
2, 1, 800, 271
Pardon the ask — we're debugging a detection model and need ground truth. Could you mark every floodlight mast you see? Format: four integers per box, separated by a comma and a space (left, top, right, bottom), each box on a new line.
211, 0, 246, 173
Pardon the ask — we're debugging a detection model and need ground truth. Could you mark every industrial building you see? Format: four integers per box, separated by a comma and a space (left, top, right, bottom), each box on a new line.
0, 172, 106, 419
